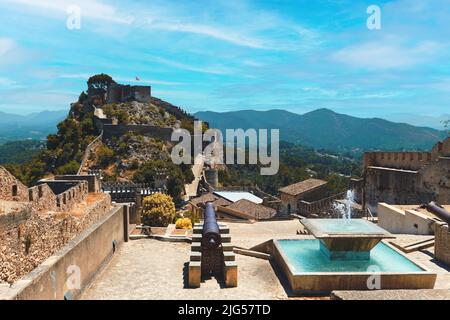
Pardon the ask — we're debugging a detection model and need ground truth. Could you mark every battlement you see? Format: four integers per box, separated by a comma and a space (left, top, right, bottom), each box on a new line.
363, 151, 432, 171
107, 83, 151, 104
363, 138, 450, 171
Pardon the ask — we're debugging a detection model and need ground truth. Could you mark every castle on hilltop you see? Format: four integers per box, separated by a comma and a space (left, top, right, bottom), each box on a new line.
360, 137, 450, 212
87, 82, 151, 106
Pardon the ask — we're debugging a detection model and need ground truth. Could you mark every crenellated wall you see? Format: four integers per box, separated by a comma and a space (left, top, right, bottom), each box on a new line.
27, 184, 58, 213
0, 167, 28, 202
363, 151, 432, 171
0, 193, 112, 285
363, 138, 450, 212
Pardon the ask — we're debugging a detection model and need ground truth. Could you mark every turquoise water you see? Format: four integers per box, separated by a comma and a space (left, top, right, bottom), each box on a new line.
277, 239, 424, 273
305, 219, 388, 234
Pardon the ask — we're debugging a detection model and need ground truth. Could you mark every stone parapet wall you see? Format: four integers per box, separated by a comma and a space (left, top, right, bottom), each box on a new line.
0, 202, 32, 233
27, 184, 58, 213
364, 152, 432, 171
298, 192, 347, 218
0, 204, 126, 300
54, 181, 88, 212
435, 223, 450, 267
55, 175, 101, 193
0, 167, 28, 202
0, 193, 111, 284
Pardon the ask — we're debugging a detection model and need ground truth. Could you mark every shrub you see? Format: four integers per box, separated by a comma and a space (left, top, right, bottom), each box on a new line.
183, 209, 200, 224
56, 160, 80, 175
175, 217, 192, 230
141, 193, 176, 227
97, 145, 115, 167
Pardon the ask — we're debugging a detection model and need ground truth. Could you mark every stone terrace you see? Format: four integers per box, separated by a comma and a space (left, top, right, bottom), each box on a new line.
81, 220, 450, 300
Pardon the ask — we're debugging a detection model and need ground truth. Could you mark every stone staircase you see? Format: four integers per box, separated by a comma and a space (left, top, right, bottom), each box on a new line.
77, 131, 103, 175
184, 153, 204, 199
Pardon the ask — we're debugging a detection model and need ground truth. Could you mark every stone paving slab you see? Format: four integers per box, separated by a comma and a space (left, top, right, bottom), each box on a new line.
81, 239, 288, 300
332, 289, 450, 300
80, 220, 450, 300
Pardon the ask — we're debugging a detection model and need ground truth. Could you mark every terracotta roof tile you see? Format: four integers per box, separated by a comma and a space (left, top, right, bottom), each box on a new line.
225, 199, 277, 220
279, 178, 327, 196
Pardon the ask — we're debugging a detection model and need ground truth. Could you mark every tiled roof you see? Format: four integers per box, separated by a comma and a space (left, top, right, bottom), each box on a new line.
278, 178, 327, 196
189, 193, 217, 206
189, 193, 232, 207
224, 199, 277, 220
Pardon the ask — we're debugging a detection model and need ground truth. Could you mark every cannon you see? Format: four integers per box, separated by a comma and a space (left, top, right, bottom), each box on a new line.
421, 201, 450, 224
201, 202, 224, 277
188, 202, 238, 288
202, 202, 221, 249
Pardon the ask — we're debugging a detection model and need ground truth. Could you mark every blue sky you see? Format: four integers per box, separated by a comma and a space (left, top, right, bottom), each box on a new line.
0, 0, 449, 125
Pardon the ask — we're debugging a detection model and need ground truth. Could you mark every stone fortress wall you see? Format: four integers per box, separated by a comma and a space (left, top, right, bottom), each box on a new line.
362, 138, 450, 212
0, 166, 111, 284
107, 83, 151, 104
363, 151, 433, 171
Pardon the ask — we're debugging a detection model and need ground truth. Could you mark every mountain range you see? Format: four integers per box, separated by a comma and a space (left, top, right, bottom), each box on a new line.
0, 110, 67, 143
195, 108, 448, 151
0, 108, 447, 151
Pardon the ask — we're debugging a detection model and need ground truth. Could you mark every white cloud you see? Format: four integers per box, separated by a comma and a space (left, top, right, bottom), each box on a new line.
0, 77, 18, 87
59, 73, 185, 86
0, 38, 15, 56
114, 77, 185, 86
2, 0, 134, 24
332, 41, 441, 70
146, 55, 235, 75
146, 20, 266, 49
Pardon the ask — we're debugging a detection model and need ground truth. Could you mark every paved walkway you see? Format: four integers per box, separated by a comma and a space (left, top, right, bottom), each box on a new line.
81, 239, 289, 300
81, 220, 450, 300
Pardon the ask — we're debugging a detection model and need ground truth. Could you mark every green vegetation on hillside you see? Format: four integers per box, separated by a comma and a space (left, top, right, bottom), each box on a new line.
0, 140, 44, 164
219, 141, 361, 195
196, 109, 447, 153
5, 101, 99, 185
133, 160, 194, 204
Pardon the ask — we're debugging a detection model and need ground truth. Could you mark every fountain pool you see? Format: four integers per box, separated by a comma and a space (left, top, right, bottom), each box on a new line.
271, 219, 437, 295
277, 240, 423, 273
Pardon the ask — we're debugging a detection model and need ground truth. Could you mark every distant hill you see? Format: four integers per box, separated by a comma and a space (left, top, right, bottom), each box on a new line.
195, 108, 448, 151
0, 110, 67, 143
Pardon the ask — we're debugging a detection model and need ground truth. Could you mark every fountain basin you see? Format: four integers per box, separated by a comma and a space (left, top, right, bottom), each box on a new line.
272, 239, 436, 295
301, 219, 395, 258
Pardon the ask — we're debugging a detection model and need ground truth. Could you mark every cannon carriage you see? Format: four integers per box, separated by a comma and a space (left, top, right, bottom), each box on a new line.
188, 202, 238, 288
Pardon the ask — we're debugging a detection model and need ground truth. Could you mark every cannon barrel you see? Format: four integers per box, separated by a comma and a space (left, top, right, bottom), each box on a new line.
421, 201, 450, 224
202, 202, 221, 249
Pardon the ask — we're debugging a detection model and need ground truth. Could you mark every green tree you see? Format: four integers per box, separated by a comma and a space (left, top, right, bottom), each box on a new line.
87, 73, 115, 91
97, 145, 115, 167
56, 160, 80, 175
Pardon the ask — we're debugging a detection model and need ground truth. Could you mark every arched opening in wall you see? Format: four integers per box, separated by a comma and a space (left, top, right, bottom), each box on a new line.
38, 185, 43, 198
287, 204, 291, 214
12, 185, 18, 197
63, 194, 67, 205
57, 198, 61, 208
29, 189, 33, 201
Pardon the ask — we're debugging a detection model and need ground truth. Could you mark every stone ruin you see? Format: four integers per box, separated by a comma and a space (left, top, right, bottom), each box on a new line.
0, 166, 111, 284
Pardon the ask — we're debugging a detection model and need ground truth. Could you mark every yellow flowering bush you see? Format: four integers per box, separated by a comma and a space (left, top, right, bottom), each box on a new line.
141, 193, 176, 227
175, 217, 192, 230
